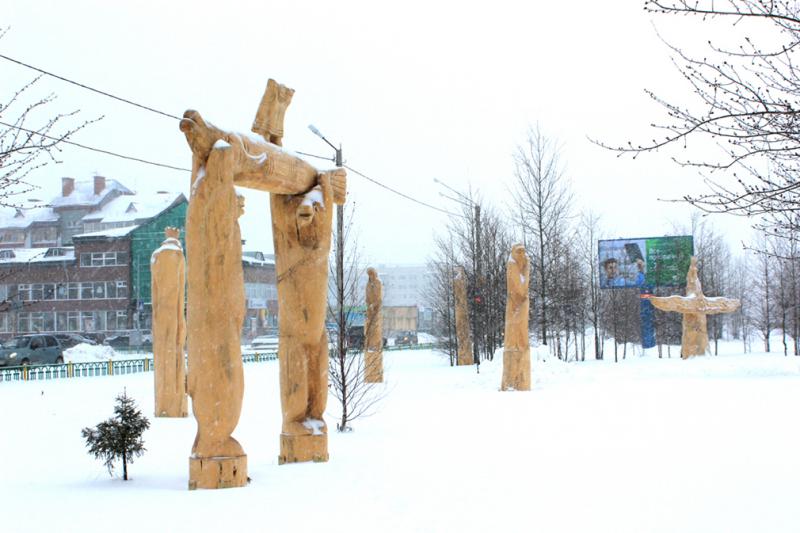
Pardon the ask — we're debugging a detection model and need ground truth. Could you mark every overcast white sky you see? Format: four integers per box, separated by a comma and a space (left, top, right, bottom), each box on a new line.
3, 0, 756, 264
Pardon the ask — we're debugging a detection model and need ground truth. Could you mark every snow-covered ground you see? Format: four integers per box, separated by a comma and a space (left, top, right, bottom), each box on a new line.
2, 344, 799, 533
63, 343, 119, 362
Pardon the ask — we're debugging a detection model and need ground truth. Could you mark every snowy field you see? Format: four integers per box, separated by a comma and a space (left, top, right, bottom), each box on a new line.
2, 344, 800, 533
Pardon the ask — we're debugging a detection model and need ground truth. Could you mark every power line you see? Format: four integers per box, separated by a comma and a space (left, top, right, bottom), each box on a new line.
0, 53, 182, 121
0, 120, 191, 173
5, 120, 462, 216
343, 164, 462, 218
0, 50, 460, 216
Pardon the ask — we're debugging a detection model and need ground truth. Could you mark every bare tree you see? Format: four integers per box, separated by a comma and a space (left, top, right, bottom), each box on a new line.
598, 2, 800, 248
327, 208, 384, 431
429, 234, 458, 365
0, 28, 98, 207
578, 211, 603, 360
512, 124, 573, 346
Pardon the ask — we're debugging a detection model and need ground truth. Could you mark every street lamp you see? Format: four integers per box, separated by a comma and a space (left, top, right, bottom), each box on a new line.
308, 124, 345, 360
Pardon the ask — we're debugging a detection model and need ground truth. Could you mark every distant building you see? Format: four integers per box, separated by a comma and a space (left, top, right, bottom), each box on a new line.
0, 175, 277, 341
353, 264, 435, 333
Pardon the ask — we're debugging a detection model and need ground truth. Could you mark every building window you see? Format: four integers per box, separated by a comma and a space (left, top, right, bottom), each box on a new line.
31, 226, 57, 244
17, 284, 31, 301
0, 230, 24, 244
79, 252, 128, 267
43, 284, 55, 300
80, 282, 93, 300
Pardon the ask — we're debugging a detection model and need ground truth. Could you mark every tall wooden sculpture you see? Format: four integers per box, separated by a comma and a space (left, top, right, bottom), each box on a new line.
650, 256, 740, 358
151, 227, 188, 417
454, 266, 473, 366
179, 79, 345, 489
501, 245, 531, 391
364, 268, 383, 383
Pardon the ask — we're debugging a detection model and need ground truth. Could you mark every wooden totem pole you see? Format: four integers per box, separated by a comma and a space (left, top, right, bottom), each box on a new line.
151, 227, 188, 418
179, 79, 345, 489
364, 267, 383, 383
650, 256, 740, 358
454, 266, 473, 366
501, 244, 531, 391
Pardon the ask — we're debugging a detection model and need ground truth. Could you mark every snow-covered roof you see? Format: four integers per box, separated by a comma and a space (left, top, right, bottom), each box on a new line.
242, 251, 275, 266
50, 178, 132, 208
72, 225, 140, 239
0, 204, 59, 229
80, 191, 185, 224
0, 247, 74, 264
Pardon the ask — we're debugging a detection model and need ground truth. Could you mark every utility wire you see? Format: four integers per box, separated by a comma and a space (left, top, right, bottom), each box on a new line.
0, 52, 461, 216
343, 164, 462, 218
0, 53, 182, 121
0, 120, 191, 173
4, 120, 460, 215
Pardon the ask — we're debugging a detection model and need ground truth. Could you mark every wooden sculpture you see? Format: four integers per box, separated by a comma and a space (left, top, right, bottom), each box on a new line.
272, 168, 345, 464
454, 266, 473, 366
151, 227, 188, 417
501, 245, 531, 391
364, 268, 383, 383
180, 79, 344, 489
650, 256, 740, 358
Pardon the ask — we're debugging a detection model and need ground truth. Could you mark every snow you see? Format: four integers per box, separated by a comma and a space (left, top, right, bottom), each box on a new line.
301, 187, 324, 208
49, 178, 132, 208
1, 343, 799, 533
191, 166, 206, 197
150, 239, 183, 264
302, 418, 325, 435
80, 191, 184, 225
73, 225, 140, 239
63, 343, 119, 362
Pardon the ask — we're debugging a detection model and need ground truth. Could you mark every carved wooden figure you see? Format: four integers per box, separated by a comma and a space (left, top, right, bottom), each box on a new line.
151, 227, 188, 417
179, 79, 341, 489
454, 266, 473, 366
272, 170, 345, 464
501, 245, 531, 391
364, 268, 383, 383
650, 256, 740, 358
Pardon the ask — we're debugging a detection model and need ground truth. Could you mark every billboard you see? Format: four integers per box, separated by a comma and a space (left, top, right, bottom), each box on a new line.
598, 236, 693, 289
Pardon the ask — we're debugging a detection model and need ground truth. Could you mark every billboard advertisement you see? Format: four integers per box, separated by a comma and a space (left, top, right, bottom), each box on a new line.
598, 236, 693, 289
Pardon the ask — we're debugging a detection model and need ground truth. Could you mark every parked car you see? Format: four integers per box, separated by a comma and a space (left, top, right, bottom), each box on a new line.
250, 330, 279, 351
54, 333, 97, 349
346, 326, 365, 350
345, 326, 387, 350
0, 334, 64, 366
395, 331, 418, 346
104, 334, 131, 348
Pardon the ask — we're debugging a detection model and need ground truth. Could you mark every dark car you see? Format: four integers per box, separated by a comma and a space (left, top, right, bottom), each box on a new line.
104, 334, 131, 348
395, 331, 418, 346
345, 326, 387, 351
0, 335, 64, 366
346, 326, 365, 350
54, 333, 97, 349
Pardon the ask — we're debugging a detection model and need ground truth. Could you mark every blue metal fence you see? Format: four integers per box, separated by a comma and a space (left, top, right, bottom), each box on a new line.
0, 343, 437, 384
0, 351, 279, 383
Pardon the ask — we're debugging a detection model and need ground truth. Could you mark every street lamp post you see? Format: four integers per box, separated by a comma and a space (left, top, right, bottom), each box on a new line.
308, 125, 345, 363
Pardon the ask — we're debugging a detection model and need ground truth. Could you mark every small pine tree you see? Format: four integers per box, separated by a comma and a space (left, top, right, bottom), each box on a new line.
81, 389, 150, 481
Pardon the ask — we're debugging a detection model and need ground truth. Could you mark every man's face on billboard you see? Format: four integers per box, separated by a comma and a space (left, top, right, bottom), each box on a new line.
604, 260, 618, 278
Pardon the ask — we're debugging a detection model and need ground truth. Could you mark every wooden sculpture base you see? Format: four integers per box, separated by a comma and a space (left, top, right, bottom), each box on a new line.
278, 433, 329, 464
501, 347, 531, 391
364, 350, 383, 383
188, 455, 247, 490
